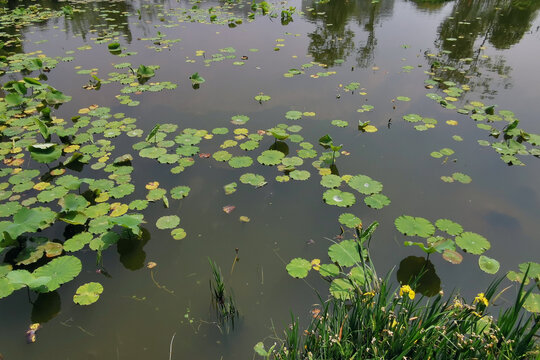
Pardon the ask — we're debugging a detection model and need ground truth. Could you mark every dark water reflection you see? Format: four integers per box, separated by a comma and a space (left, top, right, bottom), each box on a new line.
0, 0, 539, 359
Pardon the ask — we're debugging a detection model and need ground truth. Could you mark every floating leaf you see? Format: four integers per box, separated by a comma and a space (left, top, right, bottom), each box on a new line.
28, 144, 62, 164
338, 213, 361, 228
452, 172, 472, 184
285, 111, 302, 120
231, 115, 249, 125
257, 150, 284, 166
33, 256, 82, 292
364, 194, 390, 209
523, 293, 540, 313
286, 258, 311, 278
395, 215, 435, 238
229, 156, 253, 168
328, 240, 361, 267
156, 215, 180, 230
348, 175, 382, 195
319, 264, 340, 277
320, 174, 342, 188
455, 232, 490, 255
289, 170, 310, 181
170, 186, 190, 199
479, 256, 500, 274
239, 173, 266, 187
323, 189, 356, 207
435, 219, 463, 236
329, 278, 353, 300
73, 282, 103, 305
442, 250, 463, 264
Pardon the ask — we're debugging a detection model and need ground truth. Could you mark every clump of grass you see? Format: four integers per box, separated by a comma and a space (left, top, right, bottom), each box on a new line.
258, 221, 540, 359
209, 257, 239, 333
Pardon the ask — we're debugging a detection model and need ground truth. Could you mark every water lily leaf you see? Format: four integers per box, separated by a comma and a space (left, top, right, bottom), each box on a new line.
254, 93, 271, 102
523, 293, 540, 313
257, 150, 284, 165
320, 174, 342, 188
442, 250, 463, 264
455, 232, 490, 254
289, 170, 310, 181
323, 189, 356, 207
281, 157, 303, 167
73, 282, 103, 305
240, 140, 259, 151
89, 231, 119, 251
403, 114, 422, 123
110, 214, 143, 236
239, 173, 266, 187
229, 156, 253, 168
59, 194, 89, 212
364, 194, 390, 209
328, 240, 361, 267
285, 110, 302, 120
395, 215, 435, 238
5, 93, 23, 106
319, 264, 339, 277
518, 262, 540, 280
147, 188, 167, 201
230, 115, 249, 125
331, 120, 348, 128
137, 65, 155, 78
224, 182, 237, 195
286, 258, 311, 278
397, 96, 411, 102
29, 144, 62, 163
64, 232, 93, 252
139, 147, 166, 159
435, 219, 463, 236
348, 175, 382, 195
33, 256, 82, 292
45, 89, 71, 105
0, 278, 14, 299
329, 278, 353, 299
338, 213, 362, 228
213, 150, 232, 162
156, 215, 180, 230
479, 256, 500, 274
171, 228, 186, 240
452, 172, 471, 184
171, 186, 190, 199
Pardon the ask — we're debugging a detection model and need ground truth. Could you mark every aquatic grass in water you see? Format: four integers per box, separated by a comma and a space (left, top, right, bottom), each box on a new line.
265, 220, 540, 359
208, 258, 239, 333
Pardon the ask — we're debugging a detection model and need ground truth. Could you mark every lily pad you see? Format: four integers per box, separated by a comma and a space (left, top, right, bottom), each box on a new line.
323, 189, 356, 207
364, 194, 391, 209
156, 215, 180, 230
328, 240, 361, 267
289, 170, 310, 181
435, 219, 463, 236
320, 174, 342, 188
455, 232, 490, 255
285, 111, 302, 120
395, 215, 435, 238
231, 115, 249, 125
478, 255, 500, 274
452, 172, 472, 184
338, 213, 361, 228
73, 282, 103, 305
229, 156, 253, 168
348, 175, 382, 195
329, 278, 353, 299
286, 258, 311, 278
170, 186, 190, 199
33, 256, 82, 292
239, 173, 266, 187
257, 150, 284, 166
213, 150, 232, 162
523, 293, 540, 313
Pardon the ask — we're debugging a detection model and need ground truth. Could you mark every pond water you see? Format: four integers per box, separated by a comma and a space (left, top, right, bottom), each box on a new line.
0, 0, 539, 358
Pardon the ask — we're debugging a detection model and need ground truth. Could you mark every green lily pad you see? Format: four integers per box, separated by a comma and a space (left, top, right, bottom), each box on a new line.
289, 170, 310, 181
395, 215, 435, 238
170, 186, 190, 199
442, 250, 463, 264
364, 194, 391, 209
396, 96, 411, 102
403, 114, 422, 123
331, 120, 348, 128
320, 174, 342, 188
323, 189, 356, 207
319, 264, 340, 277
240, 140, 259, 151
73, 282, 103, 305
348, 175, 383, 195
29, 144, 62, 163
478, 255, 500, 274
523, 293, 540, 313
224, 182, 237, 195
33, 256, 82, 292
156, 215, 180, 230
59, 194, 89, 212
213, 150, 232, 162
139, 147, 167, 159
286, 258, 311, 278
171, 228, 186, 240
239, 173, 266, 187
258, 150, 284, 166
231, 115, 249, 125
329, 278, 353, 300
338, 213, 361, 228
147, 188, 167, 201
452, 172, 472, 184
285, 111, 302, 120
455, 232, 490, 255
435, 219, 463, 236
328, 239, 361, 267
64, 232, 93, 252
282, 157, 303, 167
229, 156, 253, 168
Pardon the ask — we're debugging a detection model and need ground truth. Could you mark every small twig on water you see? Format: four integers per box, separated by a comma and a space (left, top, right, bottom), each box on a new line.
168, 332, 176, 360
